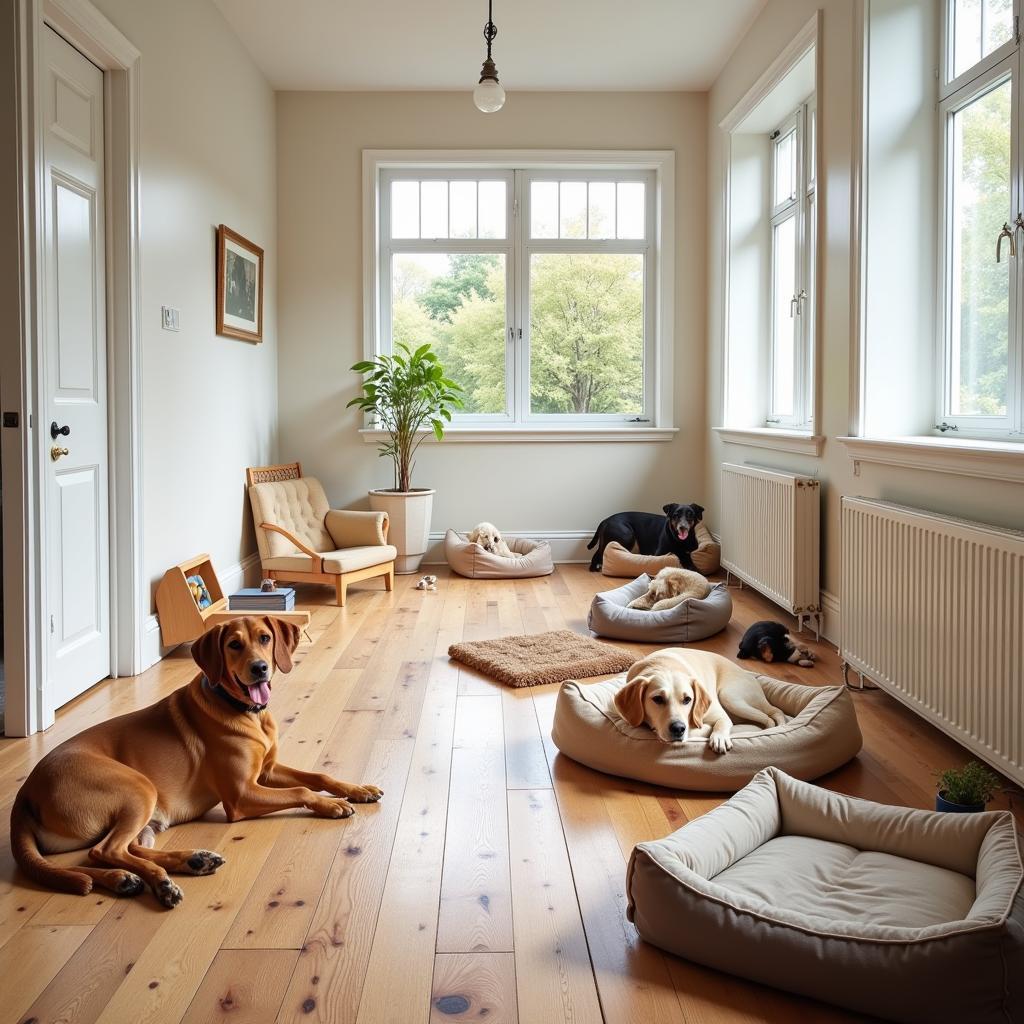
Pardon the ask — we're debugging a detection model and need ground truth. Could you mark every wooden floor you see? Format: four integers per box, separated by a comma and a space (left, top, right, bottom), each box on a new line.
1, 566, 1021, 1024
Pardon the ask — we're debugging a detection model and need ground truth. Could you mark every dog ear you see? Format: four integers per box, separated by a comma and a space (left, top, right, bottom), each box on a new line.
192, 625, 227, 685
614, 676, 649, 727
691, 504, 705, 520
267, 616, 301, 673
662, 503, 676, 516
691, 678, 712, 729
757, 638, 775, 663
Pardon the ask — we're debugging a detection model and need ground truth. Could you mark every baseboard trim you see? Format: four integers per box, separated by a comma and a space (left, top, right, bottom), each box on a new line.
140, 552, 262, 671
819, 589, 839, 645
422, 529, 595, 565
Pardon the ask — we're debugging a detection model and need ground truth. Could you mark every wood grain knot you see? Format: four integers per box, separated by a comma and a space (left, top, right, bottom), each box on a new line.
434, 994, 471, 1015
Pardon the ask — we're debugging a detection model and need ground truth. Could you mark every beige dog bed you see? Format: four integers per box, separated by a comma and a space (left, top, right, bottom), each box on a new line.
601, 522, 721, 577
551, 674, 861, 791
627, 767, 1024, 1023
444, 529, 554, 579
588, 574, 733, 643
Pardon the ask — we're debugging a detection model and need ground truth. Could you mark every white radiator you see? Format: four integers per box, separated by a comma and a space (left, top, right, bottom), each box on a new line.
841, 497, 1024, 787
720, 464, 821, 632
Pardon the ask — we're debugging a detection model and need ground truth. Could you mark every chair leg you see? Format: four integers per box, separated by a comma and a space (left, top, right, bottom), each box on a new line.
335, 576, 346, 607
384, 565, 394, 592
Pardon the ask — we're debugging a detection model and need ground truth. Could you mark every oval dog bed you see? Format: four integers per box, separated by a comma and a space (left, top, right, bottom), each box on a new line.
551, 674, 862, 791
444, 529, 554, 579
601, 523, 721, 577
626, 768, 1024, 1023
588, 574, 732, 643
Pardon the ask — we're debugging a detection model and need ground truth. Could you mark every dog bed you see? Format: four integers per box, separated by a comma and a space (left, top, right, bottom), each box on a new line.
626, 767, 1024, 1023
444, 529, 554, 579
588, 574, 732, 643
551, 674, 861, 791
600, 523, 721, 577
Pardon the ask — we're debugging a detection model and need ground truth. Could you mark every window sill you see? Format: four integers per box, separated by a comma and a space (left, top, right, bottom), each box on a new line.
837, 435, 1024, 483
714, 426, 824, 456
359, 426, 678, 444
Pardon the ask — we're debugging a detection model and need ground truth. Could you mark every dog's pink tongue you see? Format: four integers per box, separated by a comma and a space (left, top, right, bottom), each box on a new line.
677, 526, 689, 540
250, 681, 271, 705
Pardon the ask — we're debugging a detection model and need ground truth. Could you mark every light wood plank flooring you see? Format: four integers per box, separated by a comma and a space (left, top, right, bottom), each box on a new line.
1, 566, 1021, 1024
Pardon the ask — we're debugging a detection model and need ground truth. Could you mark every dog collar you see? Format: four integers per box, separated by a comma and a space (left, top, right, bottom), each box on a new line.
202, 676, 267, 715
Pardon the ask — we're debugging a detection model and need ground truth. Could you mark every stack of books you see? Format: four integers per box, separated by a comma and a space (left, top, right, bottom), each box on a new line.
228, 587, 296, 612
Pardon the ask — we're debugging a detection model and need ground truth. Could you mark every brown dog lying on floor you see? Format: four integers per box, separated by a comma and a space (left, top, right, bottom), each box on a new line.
11, 616, 382, 908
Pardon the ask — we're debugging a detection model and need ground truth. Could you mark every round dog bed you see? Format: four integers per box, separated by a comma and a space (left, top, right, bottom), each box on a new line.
551, 674, 862, 791
601, 523, 721, 577
588, 574, 732, 643
626, 767, 1024, 1023
444, 529, 554, 579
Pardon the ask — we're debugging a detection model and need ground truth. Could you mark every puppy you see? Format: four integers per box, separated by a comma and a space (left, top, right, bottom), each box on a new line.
737, 620, 816, 668
627, 567, 711, 611
587, 503, 705, 572
613, 648, 786, 753
467, 522, 513, 557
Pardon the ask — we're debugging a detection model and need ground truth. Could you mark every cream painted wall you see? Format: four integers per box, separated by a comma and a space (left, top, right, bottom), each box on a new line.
706, 0, 1024, 638
91, 0, 278, 612
276, 92, 707, 552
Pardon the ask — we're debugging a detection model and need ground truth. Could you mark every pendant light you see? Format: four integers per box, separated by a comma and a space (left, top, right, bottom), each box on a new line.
473, 0, 505, 113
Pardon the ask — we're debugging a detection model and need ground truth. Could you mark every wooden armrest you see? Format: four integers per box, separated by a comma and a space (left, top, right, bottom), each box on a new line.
260, 522, 324, 573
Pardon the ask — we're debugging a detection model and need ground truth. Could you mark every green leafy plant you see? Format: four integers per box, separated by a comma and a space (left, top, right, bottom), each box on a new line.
937, 761, 1001, 807
348, 342, 463, 492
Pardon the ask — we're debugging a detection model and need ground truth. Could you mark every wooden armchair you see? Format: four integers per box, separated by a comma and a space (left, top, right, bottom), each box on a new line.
246, 463, 396, 606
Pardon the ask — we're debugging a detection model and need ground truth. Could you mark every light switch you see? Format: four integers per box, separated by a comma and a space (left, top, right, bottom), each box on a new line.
161, 305, 180, 331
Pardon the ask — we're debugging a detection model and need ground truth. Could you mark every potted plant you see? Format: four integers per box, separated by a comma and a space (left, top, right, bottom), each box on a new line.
348, 342, 463, 574
935, 760, 1001, 813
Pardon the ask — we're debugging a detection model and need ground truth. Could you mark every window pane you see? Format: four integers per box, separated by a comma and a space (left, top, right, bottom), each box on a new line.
559, 181, 587, 238
616, 182, 645, 239
420, 181, 448, 239
391, 181, 419, 238
950, 79, 1011, 416
773, 129, 796, 207
529, 253, 644, 415
953, 0, 1013, 78
391, 253, 506, 414
449, 180, 477, 238
478, 180, 506, 238
588, 182, 616, 238
771, 215, 797, 417
531, 181, 558, 238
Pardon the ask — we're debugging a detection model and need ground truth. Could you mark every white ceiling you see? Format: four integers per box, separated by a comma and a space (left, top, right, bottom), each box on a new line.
212, 0, 768, 92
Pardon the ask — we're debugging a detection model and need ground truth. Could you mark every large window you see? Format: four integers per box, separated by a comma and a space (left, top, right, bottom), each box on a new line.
939, 0, 1022, 437
373, 160, 663, 429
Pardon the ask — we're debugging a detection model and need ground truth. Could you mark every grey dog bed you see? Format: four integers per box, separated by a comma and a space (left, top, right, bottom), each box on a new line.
588, 574, 732, 643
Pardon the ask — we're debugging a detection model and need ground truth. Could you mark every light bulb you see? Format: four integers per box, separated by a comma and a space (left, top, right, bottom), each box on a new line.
473, 77, 505, 113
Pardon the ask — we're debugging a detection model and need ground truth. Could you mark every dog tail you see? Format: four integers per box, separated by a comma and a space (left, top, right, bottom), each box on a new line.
10, 795, 93, 895
586, 525, 602, 550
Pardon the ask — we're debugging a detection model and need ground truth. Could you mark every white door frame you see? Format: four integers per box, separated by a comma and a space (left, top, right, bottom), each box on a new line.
1, 0, 143, 735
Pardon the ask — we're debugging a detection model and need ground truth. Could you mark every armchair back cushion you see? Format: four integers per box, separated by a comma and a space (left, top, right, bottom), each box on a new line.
249, 478, 333, 560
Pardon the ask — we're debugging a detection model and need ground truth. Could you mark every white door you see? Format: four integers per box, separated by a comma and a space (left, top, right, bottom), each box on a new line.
41, 26, 111, 709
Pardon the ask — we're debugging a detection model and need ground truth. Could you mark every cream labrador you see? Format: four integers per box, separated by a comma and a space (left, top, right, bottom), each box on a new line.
613, 648, 786, 753
627, 567, 710, 611
467, 522, 513, 557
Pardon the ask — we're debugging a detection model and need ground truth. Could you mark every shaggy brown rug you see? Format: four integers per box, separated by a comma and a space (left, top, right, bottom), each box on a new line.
448, 629, 637, 688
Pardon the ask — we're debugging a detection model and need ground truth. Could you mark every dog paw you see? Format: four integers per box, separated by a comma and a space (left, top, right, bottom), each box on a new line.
798, 658, 815, 668
319, 800, 355, 819
115, 872, 146, 897
185, 851, 225, 875
156, 879, 184, 909
347, 784, 383, 803
709, 734, 733, 754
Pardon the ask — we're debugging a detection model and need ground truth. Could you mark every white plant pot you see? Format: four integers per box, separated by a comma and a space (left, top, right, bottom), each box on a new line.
369, 488, 435, 575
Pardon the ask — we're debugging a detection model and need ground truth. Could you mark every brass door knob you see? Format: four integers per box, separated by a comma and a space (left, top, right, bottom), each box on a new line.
51, 445, 69, 461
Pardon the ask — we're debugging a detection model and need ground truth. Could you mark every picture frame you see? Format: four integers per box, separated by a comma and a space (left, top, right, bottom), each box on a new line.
216, 224, 264, 342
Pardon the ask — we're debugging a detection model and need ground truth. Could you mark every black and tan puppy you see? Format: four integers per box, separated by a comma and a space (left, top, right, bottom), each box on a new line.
737, 620, 816, 668
587, 503, 705, 572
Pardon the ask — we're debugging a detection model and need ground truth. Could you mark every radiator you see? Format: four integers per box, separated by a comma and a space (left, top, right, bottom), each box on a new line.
720, 464, 822, 632
841, 497, 1024, 787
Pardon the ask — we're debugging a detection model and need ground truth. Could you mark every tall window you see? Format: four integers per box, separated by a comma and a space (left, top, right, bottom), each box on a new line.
939, 0, 1021, 437
768, 101, 816, 429
376, 164, 658, 427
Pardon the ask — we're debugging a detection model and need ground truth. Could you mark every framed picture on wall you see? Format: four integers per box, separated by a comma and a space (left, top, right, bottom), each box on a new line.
216, 224, 264, 342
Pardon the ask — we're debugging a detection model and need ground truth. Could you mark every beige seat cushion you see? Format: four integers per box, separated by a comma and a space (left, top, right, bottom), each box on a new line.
249, 478, 334, 559
263, 544, 397, 575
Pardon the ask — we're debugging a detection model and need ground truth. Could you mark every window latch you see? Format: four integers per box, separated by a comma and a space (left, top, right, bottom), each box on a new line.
627, 417, 650, 423
935, 421, 959, 432
996, 222, 1016, 262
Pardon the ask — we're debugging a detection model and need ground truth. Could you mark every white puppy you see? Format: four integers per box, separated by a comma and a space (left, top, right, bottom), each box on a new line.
627, 567, 710, 611
613, 648, 786, 753
467, 522, 513, 557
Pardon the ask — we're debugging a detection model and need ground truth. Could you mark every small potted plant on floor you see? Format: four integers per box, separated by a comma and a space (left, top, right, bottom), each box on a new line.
936, 760, 1001, 813
348, 342, 463, 574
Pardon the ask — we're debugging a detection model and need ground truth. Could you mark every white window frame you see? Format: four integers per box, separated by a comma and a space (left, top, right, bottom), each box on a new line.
937, 0, 1023, 439
362, 150, 676, 440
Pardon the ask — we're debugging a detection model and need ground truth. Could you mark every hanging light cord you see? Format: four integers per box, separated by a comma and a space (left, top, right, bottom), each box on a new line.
483, 0, 497, 60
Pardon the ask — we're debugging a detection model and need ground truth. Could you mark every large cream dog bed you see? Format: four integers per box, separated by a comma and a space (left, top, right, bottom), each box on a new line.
601, 522, 721, 577
588, 574, 732, 643
551, 675, 861, 791
627, 767, 1024, 1023
444, 529, 554, 579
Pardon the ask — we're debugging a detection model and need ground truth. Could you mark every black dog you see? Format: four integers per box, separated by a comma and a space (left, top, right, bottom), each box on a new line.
587, 503, 705, 572
737, 621, 816, 668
